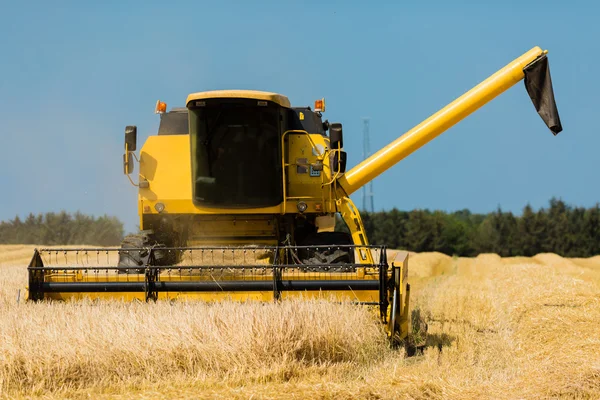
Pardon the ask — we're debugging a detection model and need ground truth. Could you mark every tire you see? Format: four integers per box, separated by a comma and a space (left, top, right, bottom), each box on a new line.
298, 232, 355, 266
117, 231, 176, 272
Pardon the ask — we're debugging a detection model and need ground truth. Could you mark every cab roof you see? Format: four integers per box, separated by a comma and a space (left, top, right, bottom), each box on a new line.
186, 90, 291, 108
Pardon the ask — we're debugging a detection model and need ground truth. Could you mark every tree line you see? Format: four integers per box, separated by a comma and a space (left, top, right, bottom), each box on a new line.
0, 212, 124, 246
2, 199, 600, 256
337, 198, 600, 257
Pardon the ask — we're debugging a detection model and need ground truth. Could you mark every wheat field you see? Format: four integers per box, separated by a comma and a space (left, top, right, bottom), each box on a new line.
1, 244, 599, 399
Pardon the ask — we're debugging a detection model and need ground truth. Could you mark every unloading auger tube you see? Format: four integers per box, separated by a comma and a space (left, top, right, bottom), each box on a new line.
336, 46, 562, 196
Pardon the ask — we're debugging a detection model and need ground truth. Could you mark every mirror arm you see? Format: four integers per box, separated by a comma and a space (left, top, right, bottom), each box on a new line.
126, 173, 139, 187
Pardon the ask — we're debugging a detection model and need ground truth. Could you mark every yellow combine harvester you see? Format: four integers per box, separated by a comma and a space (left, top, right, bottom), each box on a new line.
28, 46, 562, 344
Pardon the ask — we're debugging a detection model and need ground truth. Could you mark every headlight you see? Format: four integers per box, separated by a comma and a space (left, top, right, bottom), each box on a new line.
297, 201, 308, 213
154, 202, 165, 213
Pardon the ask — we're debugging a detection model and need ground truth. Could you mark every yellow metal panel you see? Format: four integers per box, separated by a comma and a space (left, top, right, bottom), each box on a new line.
186, 90, 291, 108
139, 135, 192, 202
286, 133, 326, 198
187, 215, 278, 245
139, 198, 333, 216
338, 46, 546, 195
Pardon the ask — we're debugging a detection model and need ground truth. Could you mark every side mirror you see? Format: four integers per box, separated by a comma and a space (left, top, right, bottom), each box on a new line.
125, 125, 137, 151
332, 150, 347, 174
329, 123, 343, 149
123, 152, 134, 175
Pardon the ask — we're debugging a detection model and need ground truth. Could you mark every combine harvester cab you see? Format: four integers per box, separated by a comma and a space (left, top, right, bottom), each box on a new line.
28, 46, 562, 345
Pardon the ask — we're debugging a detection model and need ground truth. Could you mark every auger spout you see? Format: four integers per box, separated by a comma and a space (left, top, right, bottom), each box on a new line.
337, 46, 562, 196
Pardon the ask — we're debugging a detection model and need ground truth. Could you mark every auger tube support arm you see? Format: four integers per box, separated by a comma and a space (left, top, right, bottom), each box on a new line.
337, 46, 562, 196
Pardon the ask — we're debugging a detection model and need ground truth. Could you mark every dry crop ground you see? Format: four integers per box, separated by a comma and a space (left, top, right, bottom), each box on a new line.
1, 244, 599, 399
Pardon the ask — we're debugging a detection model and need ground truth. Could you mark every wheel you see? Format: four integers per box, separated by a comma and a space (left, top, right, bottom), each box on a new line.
117, 231, 176, 272
117, 232, 152, 272
297, 232, 355, 266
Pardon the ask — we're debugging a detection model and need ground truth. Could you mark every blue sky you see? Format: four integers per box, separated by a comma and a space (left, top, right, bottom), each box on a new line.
0, 1, 596, 233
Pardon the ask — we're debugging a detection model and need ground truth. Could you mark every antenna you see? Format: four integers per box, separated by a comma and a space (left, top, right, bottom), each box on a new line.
361, 118, 374, 212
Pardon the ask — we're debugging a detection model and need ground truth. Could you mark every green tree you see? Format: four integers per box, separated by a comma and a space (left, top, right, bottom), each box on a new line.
0, 212, 124, 245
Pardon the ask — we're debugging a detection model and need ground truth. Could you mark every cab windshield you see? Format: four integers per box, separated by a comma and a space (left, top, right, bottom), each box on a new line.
189, 100, 283, 207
